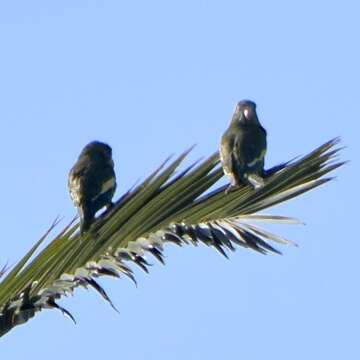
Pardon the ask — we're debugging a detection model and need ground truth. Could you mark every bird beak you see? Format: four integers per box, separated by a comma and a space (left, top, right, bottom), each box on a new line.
243, 108, 250, 119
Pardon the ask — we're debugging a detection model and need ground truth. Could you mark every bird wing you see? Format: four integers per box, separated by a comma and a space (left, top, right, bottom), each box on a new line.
234, 126, 267, 171
69, 158, 116, 207
220, 132, 237, 184
68, 160, 91, 207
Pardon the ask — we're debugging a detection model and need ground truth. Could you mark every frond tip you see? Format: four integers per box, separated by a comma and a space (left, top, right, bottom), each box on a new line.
0, 138, 344, 337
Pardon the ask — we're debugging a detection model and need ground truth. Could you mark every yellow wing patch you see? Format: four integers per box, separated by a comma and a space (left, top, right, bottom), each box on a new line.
247, 149, 266, 167
100, 177, 116, 195
92, 177, 116, 201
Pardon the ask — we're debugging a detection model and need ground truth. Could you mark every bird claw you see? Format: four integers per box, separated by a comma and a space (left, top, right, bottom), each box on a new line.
225, 184, 238, 194
88, 227, 100, 240
246, 174, 265, 190
106, 202, 115, 211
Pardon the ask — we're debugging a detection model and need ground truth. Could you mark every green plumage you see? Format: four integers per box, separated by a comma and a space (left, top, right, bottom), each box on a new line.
220, 100, 267, 190
68, 141, 117, 234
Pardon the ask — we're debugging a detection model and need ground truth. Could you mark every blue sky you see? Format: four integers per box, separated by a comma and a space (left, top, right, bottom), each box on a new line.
0, 1, 358, 358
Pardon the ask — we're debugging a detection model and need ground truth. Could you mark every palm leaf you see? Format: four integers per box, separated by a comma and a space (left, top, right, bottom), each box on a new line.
0, 138, 344, 337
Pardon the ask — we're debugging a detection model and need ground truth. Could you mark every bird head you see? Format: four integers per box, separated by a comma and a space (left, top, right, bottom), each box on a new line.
232, 100, 259, 125
81, 141, 113, 162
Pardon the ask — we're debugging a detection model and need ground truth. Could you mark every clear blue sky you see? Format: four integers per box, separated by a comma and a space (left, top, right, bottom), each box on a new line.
0, 1, 358, 358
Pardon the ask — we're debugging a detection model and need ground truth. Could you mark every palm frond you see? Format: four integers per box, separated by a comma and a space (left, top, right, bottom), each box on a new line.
0, 138, 344, 337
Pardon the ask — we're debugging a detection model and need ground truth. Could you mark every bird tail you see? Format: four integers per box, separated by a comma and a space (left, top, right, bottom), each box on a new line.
246, 173, 265, 189
78, 206, 94, 235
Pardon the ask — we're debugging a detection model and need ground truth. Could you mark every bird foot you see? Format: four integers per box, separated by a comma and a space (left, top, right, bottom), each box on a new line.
89, 228, 100, 239
79, 224, 100, 241
246, 174, 265, 190
106, 202, 115, 211
225, 184, 238, 194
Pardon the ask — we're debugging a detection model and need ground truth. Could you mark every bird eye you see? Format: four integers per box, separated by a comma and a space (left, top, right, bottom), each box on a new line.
243, 108, 250, 118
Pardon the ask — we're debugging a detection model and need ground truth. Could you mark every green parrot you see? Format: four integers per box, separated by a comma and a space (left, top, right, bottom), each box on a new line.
220, 100, 267, 192
68, 141, 116, 234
